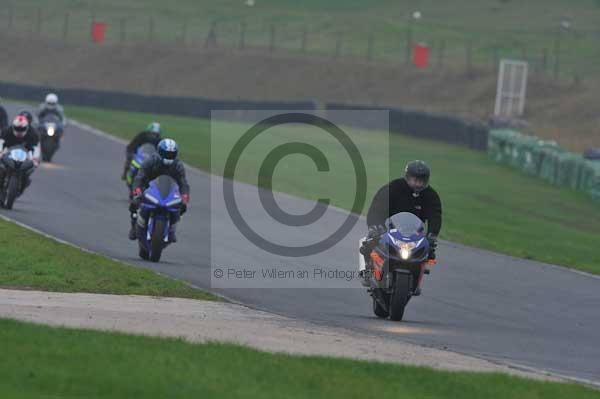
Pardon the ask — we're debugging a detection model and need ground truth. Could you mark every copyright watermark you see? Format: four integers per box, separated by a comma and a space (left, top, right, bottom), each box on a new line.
210, 110, 390, 288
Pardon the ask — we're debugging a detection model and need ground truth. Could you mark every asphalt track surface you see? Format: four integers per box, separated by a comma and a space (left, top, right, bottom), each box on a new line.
1, 104, 599, 384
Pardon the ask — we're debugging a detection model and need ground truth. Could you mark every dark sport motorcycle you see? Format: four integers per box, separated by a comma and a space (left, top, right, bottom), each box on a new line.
0, 146, 35, 209
136, 175, 182, 262
39, 114, 64, 162
360, 212, 435, 321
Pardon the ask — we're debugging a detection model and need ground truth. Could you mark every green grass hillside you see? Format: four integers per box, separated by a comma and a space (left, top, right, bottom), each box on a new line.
3, 0, 600, 75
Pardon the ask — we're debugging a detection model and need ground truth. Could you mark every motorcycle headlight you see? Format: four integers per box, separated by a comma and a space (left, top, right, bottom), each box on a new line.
399, 243, 416, 260
400, 248, 411, 260
47, 127, 55, 137
166, 198, 182, 207
144, 193, 159, 204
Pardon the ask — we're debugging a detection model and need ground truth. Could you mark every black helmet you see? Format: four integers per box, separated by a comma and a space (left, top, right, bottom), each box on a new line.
404, 160, 430, 192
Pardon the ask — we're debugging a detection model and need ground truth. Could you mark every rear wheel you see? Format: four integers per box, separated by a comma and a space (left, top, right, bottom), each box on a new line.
149, 219, 167, 262
389, 273, 412, 321
5, 175, 19, 210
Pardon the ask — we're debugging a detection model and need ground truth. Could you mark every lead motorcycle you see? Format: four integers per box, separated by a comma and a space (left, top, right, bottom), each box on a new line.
0, 146, 36, 209
39, 114, 64, 162
136, 175, 182, 262
359, 212, 435, 321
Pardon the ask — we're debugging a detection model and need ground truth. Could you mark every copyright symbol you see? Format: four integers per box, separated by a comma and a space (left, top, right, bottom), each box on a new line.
222, 112, 367, 257
213, 269, 224, 278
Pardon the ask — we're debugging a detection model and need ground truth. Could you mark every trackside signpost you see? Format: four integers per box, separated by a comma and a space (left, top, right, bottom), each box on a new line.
494, 59, 528, 118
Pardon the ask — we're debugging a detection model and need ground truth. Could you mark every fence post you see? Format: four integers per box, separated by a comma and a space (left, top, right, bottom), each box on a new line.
36, 7, 42, 37
465, 40, 473, 76
119, 17, 126, 43
553, 30, 561, 80
205, 21, 217, 48
521, 46, 528, 64
269, 24, 276, 53
148, 16, 155, 43
91, 3, 96, 23
366, 32, 374, 61
492, 46, 499, 72
405, 25, 413, 64
334, 32, 343, 58
437, 39, 446, 68
179, 18, 188, 45
239, 21, 246, 50
541, 48, 548, 73
62, 12, 69, 41
8, 3, 13, 29
300, 25, 307, 53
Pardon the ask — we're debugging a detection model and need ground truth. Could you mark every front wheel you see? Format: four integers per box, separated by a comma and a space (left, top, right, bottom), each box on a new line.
42, 138, 57, 162
149, 219, 167, 262
389, 272, 412, 321
138, 244, 149, 260
4, 175, 20, 210
372, 293, 389, 319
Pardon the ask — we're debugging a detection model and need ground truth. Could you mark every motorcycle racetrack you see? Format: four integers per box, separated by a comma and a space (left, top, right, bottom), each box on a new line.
1, 103, 599, 385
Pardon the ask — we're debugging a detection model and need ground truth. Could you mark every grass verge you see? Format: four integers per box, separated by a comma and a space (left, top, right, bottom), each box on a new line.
65, 105, 600, 274
0, 216, 216, 300
0, 318, 597, 399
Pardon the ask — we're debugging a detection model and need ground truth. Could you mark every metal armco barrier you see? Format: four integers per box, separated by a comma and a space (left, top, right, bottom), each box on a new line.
0, 81, 488, 150
326, 103, 488, 151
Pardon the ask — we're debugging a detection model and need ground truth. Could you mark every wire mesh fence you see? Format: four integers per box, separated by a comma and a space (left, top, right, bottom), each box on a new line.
0, 3, 597, 82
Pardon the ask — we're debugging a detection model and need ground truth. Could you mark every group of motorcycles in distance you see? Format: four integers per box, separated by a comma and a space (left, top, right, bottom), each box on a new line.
1, 106, 433, 321
0, 111, 64, 210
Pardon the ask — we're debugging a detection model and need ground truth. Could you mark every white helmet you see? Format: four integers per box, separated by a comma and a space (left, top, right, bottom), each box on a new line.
45, 93, 58, 108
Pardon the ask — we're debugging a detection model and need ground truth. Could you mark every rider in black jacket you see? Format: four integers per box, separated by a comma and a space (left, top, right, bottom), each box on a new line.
0, 115, 40, 194
1, 115, 40, 152
365, 160, 442, 259
129, 138, 190, 242
121, 122, 162, 180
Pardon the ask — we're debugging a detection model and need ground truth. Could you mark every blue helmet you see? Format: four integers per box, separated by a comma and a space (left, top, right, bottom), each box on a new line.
157, 138, 178, 165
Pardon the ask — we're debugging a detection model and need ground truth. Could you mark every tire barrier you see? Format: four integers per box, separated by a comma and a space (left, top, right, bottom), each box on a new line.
488, 129, 600, 200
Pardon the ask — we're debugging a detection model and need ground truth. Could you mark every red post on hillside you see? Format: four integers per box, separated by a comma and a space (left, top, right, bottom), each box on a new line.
413, 43, 429, 68
91, 22, 107, 43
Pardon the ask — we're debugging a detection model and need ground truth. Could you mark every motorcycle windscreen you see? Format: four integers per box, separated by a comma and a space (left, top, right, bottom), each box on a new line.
385, 212, 425, 237
154, 175, 179, 199
40, 113, 62, 125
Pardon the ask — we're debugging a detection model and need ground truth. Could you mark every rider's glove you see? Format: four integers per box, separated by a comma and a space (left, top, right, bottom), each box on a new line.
427, 233, 438, 260
427, 233, 438, 249
367, 224, 386, 239
180, 193, 189, 215
132, 187, 143, 205
129, 202, 138, 214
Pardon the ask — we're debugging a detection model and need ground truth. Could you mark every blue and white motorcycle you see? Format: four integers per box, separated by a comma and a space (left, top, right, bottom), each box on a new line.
136, 175, 182, 262
359, 212, 434, 321
0, 146, 36, 210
